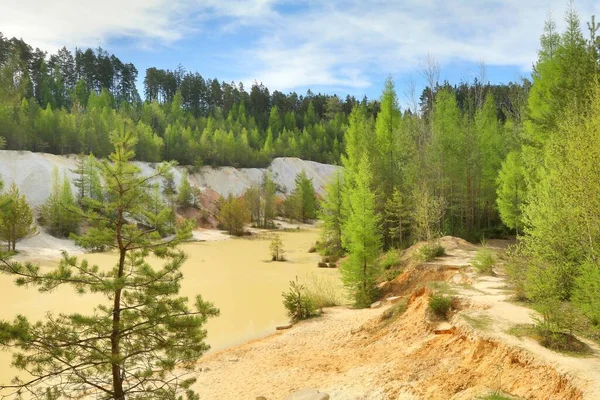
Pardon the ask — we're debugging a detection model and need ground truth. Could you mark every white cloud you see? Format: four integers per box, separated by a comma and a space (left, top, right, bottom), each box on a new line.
1, 0, 599, 91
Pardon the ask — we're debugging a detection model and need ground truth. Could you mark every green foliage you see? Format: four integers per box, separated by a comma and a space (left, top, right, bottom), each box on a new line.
177, 169, 193, 208
496, 151, 525, 233
301, 273, 344, 309
269, 234, 285, 261
341, 156, 382, 308
0, 127, 219, 398
384, 188, 412, 249
520, 82, 600, 327
379, 249, 400, 270
416, 242, 445, 262
0, 183, 35, 251
412, 185, 445, 242
573, 261, 600, 326
282, 278, 318, 322
218, 194, 249, 236
504, 243, 529, 300
318, 171, 344, 257
38, 167, 81, 237
144, 184, 176, 238
473, 247, 496, 275
285, 170, 317, 222
428, 293, 452, 319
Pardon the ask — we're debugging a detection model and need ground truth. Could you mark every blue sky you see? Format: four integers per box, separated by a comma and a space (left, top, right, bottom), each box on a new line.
2, 0, 600, 102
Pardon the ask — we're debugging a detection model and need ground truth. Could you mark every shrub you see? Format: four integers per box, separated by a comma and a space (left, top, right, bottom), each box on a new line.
416, 242, 445, 262
270, 234, 285, 261
505, 243, 529, 300
429, 293, 452, 319
302, 273, 344, 309
380, 249, 400, 270
282, 278, 317, 322
473, 247, 496, 275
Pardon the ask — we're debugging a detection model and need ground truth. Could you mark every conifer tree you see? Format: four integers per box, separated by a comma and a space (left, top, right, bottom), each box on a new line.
0, 183, 35, 251
496, 151, 525, 233
218, 194, 250, 236
341, 155, 381, 307
319, 171, 344, 256
384, 188, 411, 249
39, 168, 81, 237
0, 128, 219, 399
177, 169, 193, 208
286, 170, 317, 222
261, 173, 277, 228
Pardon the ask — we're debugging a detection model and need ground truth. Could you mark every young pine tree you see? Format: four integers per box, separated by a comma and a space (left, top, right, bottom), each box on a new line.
496, 150, 526, 234
287, 170, 317, 222
384, 187, 411, 249
0, 129, 219, 399
39, 168, 81, 237
177, 169, 193, 208
318, 171, 344, 256
218, 194, 250, 236
0, 183, 35, 251
341, 156, 382, 307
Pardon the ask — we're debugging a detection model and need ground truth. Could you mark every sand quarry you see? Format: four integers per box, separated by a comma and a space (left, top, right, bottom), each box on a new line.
193, 237, 600, 400
1, 151, 599, 399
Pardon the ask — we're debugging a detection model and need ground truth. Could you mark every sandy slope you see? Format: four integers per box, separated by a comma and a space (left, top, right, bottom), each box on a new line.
192, 239, 599, 400
0, 150, 340, 208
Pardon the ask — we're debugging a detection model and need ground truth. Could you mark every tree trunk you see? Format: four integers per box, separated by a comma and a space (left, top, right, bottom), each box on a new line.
111, 210, 126, 399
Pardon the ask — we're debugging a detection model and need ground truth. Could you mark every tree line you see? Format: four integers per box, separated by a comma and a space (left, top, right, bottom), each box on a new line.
0, 32, 530, 169
321, 5, 600, 319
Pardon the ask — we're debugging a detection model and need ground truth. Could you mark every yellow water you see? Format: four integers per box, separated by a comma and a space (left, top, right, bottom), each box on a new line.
0, 228, 340, 384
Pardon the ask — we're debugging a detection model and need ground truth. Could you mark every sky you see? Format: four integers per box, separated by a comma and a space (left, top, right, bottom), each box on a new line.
1, 0, 600, 102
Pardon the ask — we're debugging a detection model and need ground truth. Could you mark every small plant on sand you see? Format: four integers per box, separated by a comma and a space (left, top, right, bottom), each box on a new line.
416, 242, 445, 262
302, 273, 345, 309
429, 293, 452, 319
270, 234, 286, 261
478, 393, 513, 400
282, 277, 317, 322
473, 246, 496, 275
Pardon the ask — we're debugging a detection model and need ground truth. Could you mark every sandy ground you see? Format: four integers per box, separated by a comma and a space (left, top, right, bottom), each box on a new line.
191, 239, 599, 400
0, 150, 339, 209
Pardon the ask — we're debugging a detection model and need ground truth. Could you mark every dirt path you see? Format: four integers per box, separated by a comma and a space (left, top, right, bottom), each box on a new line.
192, 238, 597, 400
456, 269, 600, 398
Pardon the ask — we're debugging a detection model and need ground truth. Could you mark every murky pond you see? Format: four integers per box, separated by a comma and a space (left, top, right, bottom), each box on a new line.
0, 228, 341, 384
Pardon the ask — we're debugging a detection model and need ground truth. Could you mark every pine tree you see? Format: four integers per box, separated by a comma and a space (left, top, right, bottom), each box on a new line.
412, 185, 445, 242
0, 128, 219, 399
73, 153, 88, 204
218, 194, 250, 236
261, 173, 277, 228
39, 168, 81, 237
0, 183, 35, 251
319, 171, 344, 256
177, 169, 193, 208
496, 151, 525, 233
341, 155, 381, 307
384, 188, 411, 249
286, 170, 317, 222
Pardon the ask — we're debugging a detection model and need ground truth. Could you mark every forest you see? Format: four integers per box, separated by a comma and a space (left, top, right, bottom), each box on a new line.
318, 6, 600, 343
1, 32, 525, 168
0, 2, 599, 398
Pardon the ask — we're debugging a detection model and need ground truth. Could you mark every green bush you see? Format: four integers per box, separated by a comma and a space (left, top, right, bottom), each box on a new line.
282, 278, 317, 322
416, 243, 445, 262
429, 293, 452, 319
380, 249, 401, 270
302, 273, 344, 309
473, 247, 495, 275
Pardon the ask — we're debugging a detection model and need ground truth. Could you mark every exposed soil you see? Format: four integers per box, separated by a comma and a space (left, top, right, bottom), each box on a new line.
193, 237, 600, 400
